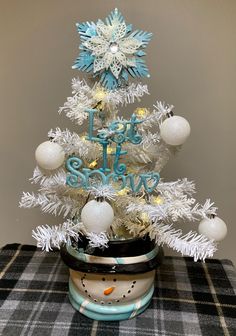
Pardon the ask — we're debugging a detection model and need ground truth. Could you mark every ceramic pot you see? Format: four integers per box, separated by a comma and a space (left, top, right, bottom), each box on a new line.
60, 235, 163, 321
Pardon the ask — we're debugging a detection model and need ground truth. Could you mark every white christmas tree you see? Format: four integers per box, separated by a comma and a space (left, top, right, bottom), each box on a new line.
20, 8, 227, 261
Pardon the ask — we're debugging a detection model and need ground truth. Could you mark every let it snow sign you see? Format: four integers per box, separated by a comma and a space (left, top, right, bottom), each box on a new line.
65, 108, 160, 193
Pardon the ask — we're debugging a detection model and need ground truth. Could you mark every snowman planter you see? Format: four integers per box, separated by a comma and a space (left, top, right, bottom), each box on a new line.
61, 235, 163, 321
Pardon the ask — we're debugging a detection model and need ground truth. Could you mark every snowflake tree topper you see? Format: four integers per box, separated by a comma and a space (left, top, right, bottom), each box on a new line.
73, 8, 152, 90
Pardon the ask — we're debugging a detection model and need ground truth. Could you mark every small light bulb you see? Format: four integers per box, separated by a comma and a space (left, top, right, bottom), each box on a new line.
88, 160, 98, 169
107, 146, 115, 154
117, 187, 129, 196
140, 212, 149, 223
94, 88, 107, 101
135, 108, 149, 119
153, 196, 164, 205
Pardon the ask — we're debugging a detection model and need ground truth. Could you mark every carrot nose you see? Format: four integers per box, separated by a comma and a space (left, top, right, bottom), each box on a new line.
104, 286, 115, 295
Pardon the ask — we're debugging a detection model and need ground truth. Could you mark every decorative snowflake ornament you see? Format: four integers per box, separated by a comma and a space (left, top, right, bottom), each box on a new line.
73, 8, 152, 89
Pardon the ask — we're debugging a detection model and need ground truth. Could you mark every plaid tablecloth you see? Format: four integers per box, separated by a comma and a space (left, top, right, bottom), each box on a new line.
0, 244, 235, 336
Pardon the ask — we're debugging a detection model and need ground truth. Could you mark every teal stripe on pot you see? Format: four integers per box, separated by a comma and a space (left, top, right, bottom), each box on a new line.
66, 243, 158, 265
69, 293, 132, 321
115, 257, 125, 264
145, 246, 158, 261
67, 244, 87, 262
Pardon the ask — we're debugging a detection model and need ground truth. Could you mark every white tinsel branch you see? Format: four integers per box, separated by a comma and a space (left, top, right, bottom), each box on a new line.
152, 143, 174, 172
59, 78, 93, 125
48, 128, 101, 159
141, 132, 160, 151
30, 167, 67, 186
124, 144, 153, 164
86, 232, 109, 250
127, 198, 217, 223
124, 133, 173, 170
149, 222, 217, 261
60, 78, 149, 126
90, 185, 117, 200
19, 192, 81, 217
153, 101, 174, 116
142, 101, 174, 128
71, 77, 91, 94
32, 220, 82, 251
157, 178, 196, 197
105, 83, 149, 105
71, 77, 149, 106
191, 199, 217, 219
29, 167, 70, 195
137, 101, 178, 171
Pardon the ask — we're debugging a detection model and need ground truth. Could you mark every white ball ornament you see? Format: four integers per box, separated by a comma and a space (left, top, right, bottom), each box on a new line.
81, 200, 114, 233
35, 141, 65, 170
198, 216, 227, 242
160, 115, 191, 146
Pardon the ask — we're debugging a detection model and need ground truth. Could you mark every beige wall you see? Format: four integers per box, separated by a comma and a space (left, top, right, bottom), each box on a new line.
0, 0, 235, 263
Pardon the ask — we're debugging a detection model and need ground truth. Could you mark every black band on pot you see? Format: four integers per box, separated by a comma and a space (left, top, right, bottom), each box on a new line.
60, 244, 164, 274
75, 234, 156, 258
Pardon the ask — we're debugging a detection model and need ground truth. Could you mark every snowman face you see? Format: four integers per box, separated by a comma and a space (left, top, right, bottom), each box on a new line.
70, 270, 155, 305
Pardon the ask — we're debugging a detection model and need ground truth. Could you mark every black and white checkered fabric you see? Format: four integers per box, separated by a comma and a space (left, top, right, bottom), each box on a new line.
0, 244, 235, 336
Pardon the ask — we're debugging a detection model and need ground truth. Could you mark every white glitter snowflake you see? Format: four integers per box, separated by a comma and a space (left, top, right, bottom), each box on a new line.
73, 8, 152, 89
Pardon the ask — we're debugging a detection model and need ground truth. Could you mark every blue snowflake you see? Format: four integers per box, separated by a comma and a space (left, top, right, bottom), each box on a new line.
72, 8, 152, 90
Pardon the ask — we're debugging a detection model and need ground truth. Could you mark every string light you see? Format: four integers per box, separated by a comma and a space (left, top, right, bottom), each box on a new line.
116, 187, 130, 196
88, 159, 98, 169
140, 212, 149, 223
153, 195, 164, 205
93, 88, 107, 101
107, 146, 116, 155
134, 107, 149, 119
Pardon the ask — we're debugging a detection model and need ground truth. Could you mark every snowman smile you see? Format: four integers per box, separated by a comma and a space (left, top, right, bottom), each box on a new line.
80, 274, 136, 305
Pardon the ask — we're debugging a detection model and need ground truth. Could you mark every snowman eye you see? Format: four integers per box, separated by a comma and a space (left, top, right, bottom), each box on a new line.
102, 277, 106, 281
133, 281, 136, 284
113, 279, 117, 282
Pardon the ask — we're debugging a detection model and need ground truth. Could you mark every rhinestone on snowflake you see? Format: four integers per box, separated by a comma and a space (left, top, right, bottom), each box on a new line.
73, 8, 152, 89
109, 42, 119, 54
